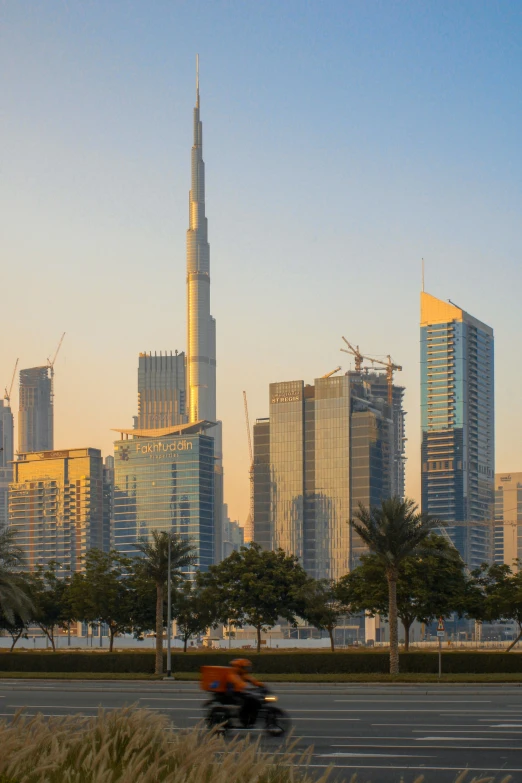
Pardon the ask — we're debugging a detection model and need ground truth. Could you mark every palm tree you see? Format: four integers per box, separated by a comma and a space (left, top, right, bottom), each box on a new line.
0, 526, 32, 623
351, 497, 441, 674
134, 531, 196, 676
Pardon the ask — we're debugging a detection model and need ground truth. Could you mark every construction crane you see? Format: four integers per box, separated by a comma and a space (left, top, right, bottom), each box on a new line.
4, 358, 19, 406
47, 332, 66, 403
242, 391, 254, 543
340, 337, 363, 372
48, 332, 66, 377
340, 337, 402, 405
322, 366, 342, 378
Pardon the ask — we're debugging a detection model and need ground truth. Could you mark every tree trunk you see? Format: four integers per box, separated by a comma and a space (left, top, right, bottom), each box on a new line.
155, 582, 164, 676
184, 635, 188, 653
387, 571, 399, 674
402, 619, 412, 652
10, 630, 23, 651
507, 624, 522, 652
328, 627, 335, 652
109, 626, 115, 653
256, 625, 261, 654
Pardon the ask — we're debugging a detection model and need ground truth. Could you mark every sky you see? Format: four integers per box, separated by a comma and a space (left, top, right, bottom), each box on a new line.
1, 1, 522, 524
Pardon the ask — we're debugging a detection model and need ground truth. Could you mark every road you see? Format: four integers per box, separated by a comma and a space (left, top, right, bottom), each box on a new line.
0, 680, 521, 782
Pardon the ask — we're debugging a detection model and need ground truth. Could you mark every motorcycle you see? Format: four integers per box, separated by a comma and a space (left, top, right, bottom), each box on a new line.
204, 687, 291, 737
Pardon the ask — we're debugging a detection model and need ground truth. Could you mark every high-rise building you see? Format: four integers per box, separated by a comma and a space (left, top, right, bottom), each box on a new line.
0, 398, 14, 528
253, 372, 405, 579
222, 504, 245, 559
103, 455, 114, 552
420, 292, 494, 570
494, 472, 522, 569
9, 448, 104, 573
112, 424, 215, 572
18, 366, 53, 454
136, 351, 186, 429
185, 56, 223, 563
186, 56, 216, 425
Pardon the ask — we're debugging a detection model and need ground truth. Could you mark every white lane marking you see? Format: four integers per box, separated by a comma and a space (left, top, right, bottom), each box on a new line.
6, 705, 197, 712
139, 698, 202, 702
419, 735, 518, 741
335, 699, 491, 703
494, 723, 522, 727
321, 753, 433, 758
413, 728, 522, 734
330, 743, 522, 750
305, 764, 522, 772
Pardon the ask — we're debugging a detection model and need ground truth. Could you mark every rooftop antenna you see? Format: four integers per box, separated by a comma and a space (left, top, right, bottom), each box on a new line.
196, 53, 200, 107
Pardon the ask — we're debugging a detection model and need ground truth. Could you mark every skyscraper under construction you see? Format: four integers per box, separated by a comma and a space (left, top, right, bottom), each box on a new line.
18, 366, 53, 454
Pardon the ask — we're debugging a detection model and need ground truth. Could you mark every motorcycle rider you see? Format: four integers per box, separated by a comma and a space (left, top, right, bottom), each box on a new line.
225, 658, 265, 727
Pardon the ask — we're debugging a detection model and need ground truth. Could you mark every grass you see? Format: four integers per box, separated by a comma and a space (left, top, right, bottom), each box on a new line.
2, 671, 522, 683
0, 707, 512, 783
0, 705, 331, 783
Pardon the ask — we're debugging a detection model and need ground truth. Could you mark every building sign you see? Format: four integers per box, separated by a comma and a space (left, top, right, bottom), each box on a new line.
136, 439, 193, 455
271, 394, 300, 404
500, 475, 512, 482
38, 450, 70, 460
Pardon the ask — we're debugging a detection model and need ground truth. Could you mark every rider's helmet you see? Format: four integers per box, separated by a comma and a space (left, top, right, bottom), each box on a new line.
230, 658, 253, 675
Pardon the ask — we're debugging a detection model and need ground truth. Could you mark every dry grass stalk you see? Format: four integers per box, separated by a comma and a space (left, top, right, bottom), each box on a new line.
0, 705, 332, 783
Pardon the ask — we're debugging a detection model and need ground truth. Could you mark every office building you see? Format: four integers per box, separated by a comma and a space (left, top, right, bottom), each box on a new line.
494, 472, 522, 569
253, 372, 404, 579
136, 351, 186, 429
0, 398, 14, 528
112, 423, 215, 572
222, 505, 245, 558
103, 455, 114, 552
420, 292, 494, 570
18, 366, 53, 454
9, 448, 104, 573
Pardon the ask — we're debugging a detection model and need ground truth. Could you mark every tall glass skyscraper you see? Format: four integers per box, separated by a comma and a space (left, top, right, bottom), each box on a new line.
420, 292, 494, 569
113, 426, 214, 572
0, 398, 14, 528
136, 351, 186, 429
18, 366, 53, 454
253, 373, 405, 579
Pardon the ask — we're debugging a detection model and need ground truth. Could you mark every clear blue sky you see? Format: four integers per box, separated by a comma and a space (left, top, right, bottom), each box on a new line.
2, 1, 521, 522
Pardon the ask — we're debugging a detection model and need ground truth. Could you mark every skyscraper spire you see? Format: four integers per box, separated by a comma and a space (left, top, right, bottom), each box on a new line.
186, 55, 216, 424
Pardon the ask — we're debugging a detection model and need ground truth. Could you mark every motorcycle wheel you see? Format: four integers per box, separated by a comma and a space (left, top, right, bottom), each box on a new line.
206, 705, 229, 734
264, 706, 291, 737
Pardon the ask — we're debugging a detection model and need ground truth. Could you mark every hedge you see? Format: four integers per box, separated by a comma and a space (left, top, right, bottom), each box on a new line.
1, 650, 522, 674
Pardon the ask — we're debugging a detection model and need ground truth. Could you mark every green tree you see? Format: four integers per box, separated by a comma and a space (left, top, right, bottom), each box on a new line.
27, 564, 71, 651
133, 531, 196, 675
202, 543, 308, 653
172, 578, 217, 652
470, 562, 522, 651
67, 550, 134, 652
298, 579, 351, 651
350, 497, 441, 673
0, 608, 28, 651
0, 526, 32, 623
340, 534, 469, 650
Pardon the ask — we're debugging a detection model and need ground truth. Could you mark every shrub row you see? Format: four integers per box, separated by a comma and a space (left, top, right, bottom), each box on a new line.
1, 650, 522, 674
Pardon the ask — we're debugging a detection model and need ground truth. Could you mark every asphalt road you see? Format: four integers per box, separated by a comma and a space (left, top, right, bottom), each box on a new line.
1, 680, 521, 782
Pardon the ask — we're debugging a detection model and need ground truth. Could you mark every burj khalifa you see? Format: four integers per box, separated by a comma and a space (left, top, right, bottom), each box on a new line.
186, 55, 216, 424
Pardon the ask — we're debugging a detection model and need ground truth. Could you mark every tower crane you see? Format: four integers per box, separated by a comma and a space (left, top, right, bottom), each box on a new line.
47, 332, 66, 403
4, 358, 19, 406
340, 337, 363, 372
242, 391, 254, 543
322, 366, 342, 378
340, 336, 402, 406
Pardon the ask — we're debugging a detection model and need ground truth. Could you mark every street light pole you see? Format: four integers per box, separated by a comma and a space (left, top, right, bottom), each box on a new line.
166, 534, 172, 677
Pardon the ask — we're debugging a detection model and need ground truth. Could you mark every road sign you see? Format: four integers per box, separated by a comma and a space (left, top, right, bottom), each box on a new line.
437, 630, 445, 637
437, 617, 445, 632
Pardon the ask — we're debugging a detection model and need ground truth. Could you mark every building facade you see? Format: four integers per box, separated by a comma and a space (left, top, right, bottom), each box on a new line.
0, 398, 14, 527
253, 373, 404, 579
136, 351, 187, 429
420, 292, 495, 570
18, 366, 53, 454
9, 448, 104, 573
494, 472, 522, 569
222, 504, 245, 559
112, 425, 214, 572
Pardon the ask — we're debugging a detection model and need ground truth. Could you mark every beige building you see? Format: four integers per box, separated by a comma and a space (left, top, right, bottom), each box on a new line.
495, 472, 522, 570
9, 448, 105, 573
